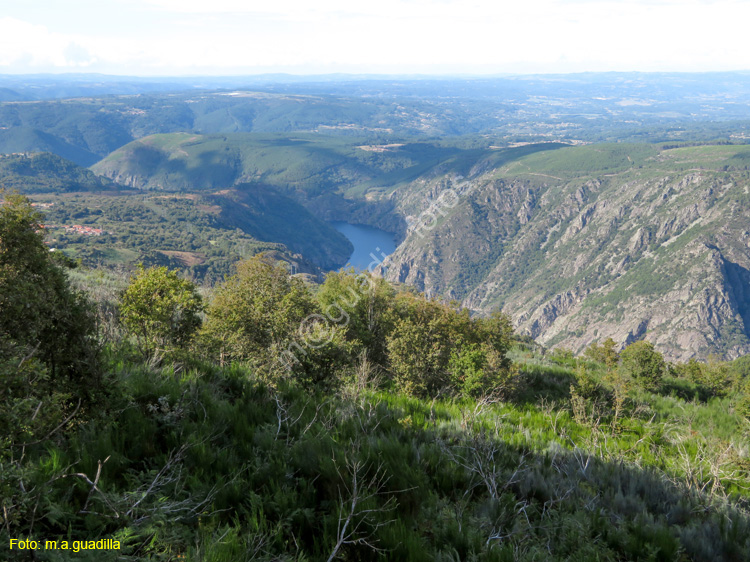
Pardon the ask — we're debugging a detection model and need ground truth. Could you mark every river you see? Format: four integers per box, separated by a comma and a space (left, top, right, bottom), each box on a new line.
330, 221, 396, 271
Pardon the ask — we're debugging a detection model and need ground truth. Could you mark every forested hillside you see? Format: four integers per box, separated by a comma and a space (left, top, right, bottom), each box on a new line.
0, 151, 353, 278
0, 152, 117, 193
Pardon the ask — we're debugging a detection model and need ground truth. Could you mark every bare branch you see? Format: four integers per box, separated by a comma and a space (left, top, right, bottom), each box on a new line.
326, 452, 401, 562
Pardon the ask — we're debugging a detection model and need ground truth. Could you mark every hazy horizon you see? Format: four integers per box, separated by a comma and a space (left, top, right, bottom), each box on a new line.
3, 69, 750, 81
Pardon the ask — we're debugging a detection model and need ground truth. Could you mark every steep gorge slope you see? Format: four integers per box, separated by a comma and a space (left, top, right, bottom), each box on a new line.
383, 144, 750, 361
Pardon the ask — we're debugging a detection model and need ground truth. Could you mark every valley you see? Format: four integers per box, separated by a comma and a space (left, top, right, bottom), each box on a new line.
4, 75, 750, 361
15, 130, 745, 362
4, 71, 750, 562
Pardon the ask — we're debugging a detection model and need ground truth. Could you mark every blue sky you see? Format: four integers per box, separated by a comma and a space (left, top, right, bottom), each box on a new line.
0, 0, 747, 76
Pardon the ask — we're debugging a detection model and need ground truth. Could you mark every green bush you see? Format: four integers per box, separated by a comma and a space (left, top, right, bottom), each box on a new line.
386, 294, 513, 398
620, 340, 665, 391
677, 356, 735, 397
119, 265, 204, 360
449, 343, 515, 399
386, 294, 472, 397
201, 254, 315, 365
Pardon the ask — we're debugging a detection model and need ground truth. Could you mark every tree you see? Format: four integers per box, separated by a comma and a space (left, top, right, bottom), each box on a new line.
619, 340, 665, 391
119, 265, 204, 360
476, 311, 514, 363
0, 192, 99, 389
285, 319, 352, 390
584, 337, 619, 371
0, 192, 100, 453
201, 254, 315, 365
315, 269, 396, 366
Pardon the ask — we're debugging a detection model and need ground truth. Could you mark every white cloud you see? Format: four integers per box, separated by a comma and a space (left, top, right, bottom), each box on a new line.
0, 17, 99, 69
2, 1, 750, 75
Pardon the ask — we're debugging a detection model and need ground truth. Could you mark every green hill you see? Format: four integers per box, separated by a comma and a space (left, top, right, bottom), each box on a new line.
90, 132, 488, 198
5, 74, 750, 168
0, 127, 99, 166
0, 151, 117, 193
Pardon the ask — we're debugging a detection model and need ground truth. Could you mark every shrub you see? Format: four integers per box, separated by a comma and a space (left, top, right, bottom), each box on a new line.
386, 294, 470, 397
201, 254, 315, 365
386, 294, 514, 398
448, 343, 514, 399
549, 347, 577, 368
620, 340, 665, 391
673, 357, 734, 398
119, 265, 204, 360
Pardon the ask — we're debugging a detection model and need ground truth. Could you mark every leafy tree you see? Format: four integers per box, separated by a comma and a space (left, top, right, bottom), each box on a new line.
315, 269, 396, 365
0, 192, 100, 462
0, 192, 99, 389
119, 265, 204, 360
476, 311, 514, 361
201, 254, 315, 365
278, 320, 353, 390
678, 357, 703, 380
584, 337, 619, 371
620, 340, 665, 391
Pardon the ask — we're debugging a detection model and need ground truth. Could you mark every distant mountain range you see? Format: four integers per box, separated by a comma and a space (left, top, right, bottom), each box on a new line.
5, 72, 750, 167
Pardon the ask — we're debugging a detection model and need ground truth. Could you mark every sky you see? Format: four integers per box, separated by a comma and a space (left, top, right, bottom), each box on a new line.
0, 0, 747, 76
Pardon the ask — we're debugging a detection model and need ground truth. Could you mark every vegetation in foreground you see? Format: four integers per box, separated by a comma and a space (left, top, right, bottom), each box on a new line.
2, 195, 750, 561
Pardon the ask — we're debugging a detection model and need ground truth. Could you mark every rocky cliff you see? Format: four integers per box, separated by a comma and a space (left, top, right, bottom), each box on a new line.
382, 144, 750, 361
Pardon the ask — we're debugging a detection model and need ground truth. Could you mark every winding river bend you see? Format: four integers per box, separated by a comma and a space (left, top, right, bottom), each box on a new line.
330, 222, 396, 271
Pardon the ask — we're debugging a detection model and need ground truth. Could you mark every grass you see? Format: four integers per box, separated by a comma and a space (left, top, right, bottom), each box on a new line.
4, 348, 750, 561
496, 143, 659, 180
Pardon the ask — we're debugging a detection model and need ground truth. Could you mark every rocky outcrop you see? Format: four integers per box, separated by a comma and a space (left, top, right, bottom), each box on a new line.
382, 144, 750, 361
